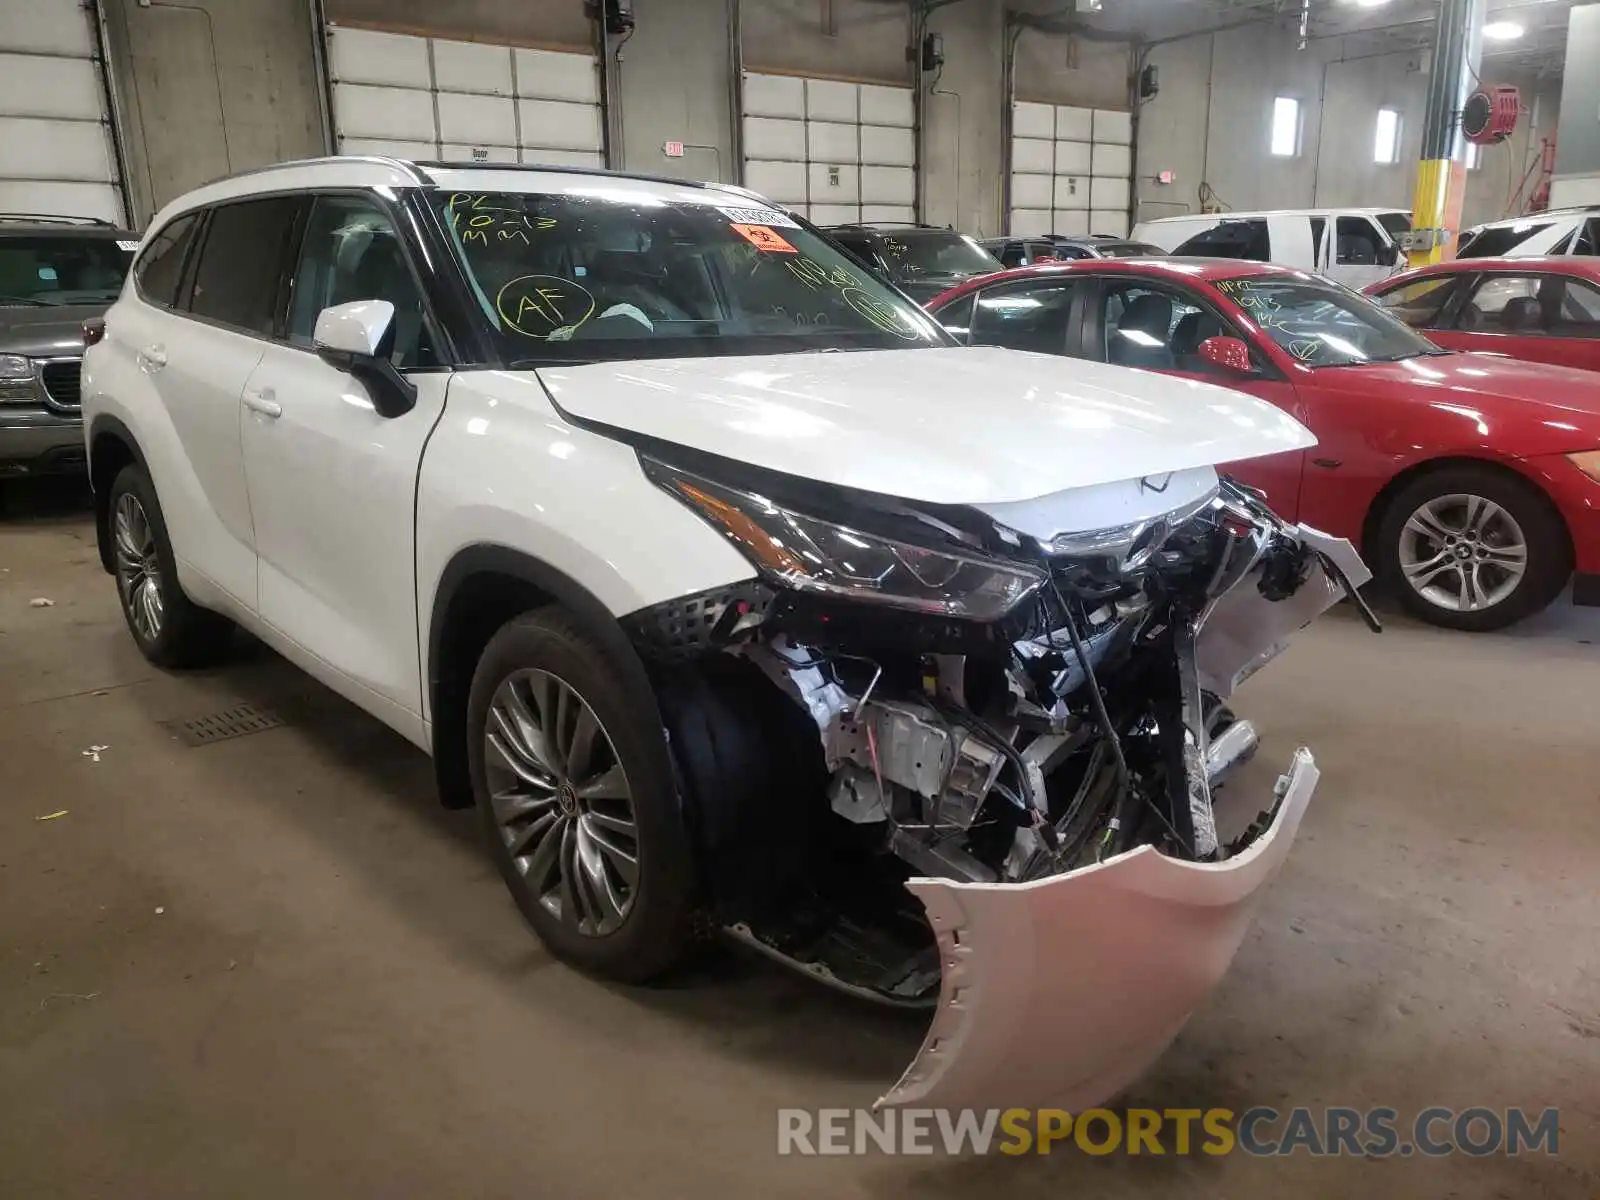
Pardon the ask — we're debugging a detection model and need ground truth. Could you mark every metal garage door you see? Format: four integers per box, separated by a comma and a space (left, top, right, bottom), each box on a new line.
1009, 102, 1132, 239
741, 72, 915, 224
0, 0, 125, 224
324, 24, 604, 168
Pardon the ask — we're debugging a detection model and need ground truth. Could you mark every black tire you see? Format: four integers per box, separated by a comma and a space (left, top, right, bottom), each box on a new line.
1375, 464, 1569, 632
466, 608, 697, 981
106, 463, 233, 667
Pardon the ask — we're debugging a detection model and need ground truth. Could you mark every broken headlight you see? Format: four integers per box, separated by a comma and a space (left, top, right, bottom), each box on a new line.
645, 459, 1044, 620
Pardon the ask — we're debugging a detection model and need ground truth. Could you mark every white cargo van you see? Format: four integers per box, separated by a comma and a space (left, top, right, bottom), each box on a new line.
1130, 208, 1410, 289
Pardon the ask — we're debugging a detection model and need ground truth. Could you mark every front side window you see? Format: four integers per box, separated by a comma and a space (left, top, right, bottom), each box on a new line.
429, 191, 948, 362
188, 197, 301, 336
1456, 273, 1600, 338
1335, 216, 1386, 266
1173, 219, 1270, 262
0, 233, 131, 307
1101, 282, 1227, 372
1214, 275, 1441, 366
133, 214, 199, 308
1377, 211, 1412, 238
1372, 274, 1463, 328
969, 281, 1080, 355
287, 195, 437, 367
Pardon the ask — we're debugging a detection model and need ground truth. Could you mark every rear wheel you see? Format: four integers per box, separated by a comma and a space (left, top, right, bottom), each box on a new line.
1376, 465, 1569, 631
107, 464, 233, 666
466, 609, 697, 981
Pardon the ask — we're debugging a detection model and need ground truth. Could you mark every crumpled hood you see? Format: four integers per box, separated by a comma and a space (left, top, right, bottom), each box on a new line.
0, 303, 107, 358
539, 346, 1315, 506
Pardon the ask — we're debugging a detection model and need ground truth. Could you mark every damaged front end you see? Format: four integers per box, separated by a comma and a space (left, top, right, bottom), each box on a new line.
625, 450, 1374, 1111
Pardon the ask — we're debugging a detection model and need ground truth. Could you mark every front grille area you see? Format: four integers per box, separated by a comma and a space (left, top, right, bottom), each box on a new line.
40, 360, 82, 409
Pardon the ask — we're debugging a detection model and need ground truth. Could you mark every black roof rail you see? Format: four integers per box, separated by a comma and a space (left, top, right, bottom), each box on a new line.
0, 213, 117, 227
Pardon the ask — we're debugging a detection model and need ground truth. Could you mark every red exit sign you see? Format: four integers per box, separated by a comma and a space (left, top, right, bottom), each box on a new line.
663, 141, 684, 158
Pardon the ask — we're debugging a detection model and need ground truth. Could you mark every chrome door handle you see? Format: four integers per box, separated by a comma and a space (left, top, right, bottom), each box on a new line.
137, 344, 167, 372
243, 388, 282, 419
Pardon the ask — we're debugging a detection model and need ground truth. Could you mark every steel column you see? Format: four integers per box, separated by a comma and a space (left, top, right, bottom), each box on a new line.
1408, 0, 1485, 264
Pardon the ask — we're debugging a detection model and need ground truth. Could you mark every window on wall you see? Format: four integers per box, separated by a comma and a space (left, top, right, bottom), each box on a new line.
1374, 108, 1403, 164
1270, 97, 1302, 157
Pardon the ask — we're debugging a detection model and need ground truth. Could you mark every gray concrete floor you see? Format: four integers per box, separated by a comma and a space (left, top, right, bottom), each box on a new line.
1, 478, 1597, 1199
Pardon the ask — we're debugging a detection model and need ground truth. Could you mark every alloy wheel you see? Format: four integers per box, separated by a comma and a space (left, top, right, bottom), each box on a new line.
113, 491, 164, 642
483, 668, 639, 936
1397, 492, 1528, 614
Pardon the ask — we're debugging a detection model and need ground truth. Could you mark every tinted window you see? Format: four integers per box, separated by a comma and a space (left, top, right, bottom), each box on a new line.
1335, 216, 1384, 265
134, 214, 198, 307
431, 193, 946, 362
1094, 241, 1162, 258
1101, 282, 1223, 372
994, 241, 1027, 268
832, 232, 880, 271
1572, 218, 1600, 256
1457, 273, 1600, 338
286, 195, 437, 367
879, 230, 1001, 279
1172, 219, 1270, 261
1456, 220, 1553, 258
969, 281, 1079, 354
0, 234, 131, 307
188, 197, 301, 335
1377, 212, 1412, 237
1373, 275, 1460, 328
1310, 216, 1326, 265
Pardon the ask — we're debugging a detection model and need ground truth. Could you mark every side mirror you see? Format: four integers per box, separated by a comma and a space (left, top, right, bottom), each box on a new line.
313, 299, 417, 419
1198, 335, 1255, 376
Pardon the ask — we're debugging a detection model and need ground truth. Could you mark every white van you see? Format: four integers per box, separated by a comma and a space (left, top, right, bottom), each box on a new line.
1130, 208, 1410, 289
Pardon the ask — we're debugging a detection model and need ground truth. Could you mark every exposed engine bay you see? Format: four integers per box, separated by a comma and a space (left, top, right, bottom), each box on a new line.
622, 449, 1374, 1106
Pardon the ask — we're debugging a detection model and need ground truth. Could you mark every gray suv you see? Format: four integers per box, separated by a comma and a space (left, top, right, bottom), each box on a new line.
1, 215, 136, 480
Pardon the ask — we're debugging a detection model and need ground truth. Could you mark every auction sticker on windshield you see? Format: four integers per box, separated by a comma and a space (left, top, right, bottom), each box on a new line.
731, 224, 797, 253
716, 205, 800, 228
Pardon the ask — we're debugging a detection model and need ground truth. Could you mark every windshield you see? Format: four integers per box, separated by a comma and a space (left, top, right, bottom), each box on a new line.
1213, 275, 1440, 366
1376, 212, 1411, 237
431, 191, 947, 362
1457, 220, 1553, 258
1097, 241, 1164, 258
878, 230, 1002, 278
0, 234, 131, 306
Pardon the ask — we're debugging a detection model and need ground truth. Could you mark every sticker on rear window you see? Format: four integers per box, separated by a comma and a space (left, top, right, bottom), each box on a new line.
730, 223, 797, 253
38, 266, 57, 281
116, 239, 139, 252
716, 205, 799, 229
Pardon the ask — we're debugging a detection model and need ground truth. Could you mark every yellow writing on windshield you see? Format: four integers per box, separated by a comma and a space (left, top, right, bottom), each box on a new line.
495, 274, 596, 339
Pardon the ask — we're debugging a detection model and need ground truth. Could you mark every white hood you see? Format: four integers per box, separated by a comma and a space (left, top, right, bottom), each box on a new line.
538, 347, 1314, 505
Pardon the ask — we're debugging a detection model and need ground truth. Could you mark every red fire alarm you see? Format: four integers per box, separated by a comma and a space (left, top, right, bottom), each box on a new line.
1461, 86, 1519, 145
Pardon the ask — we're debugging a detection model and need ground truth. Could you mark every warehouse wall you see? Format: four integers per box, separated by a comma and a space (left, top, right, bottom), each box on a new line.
617, 0, 734, 181
1012, 26, 1131, 109
102, 0, 324, 223
1136, 24, 1560, 233
740, 0, 909, 81
1550, 3, 1600, 206
923, 0, 1004, 236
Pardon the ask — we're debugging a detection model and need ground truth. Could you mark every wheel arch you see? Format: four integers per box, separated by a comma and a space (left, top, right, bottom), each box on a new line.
1360, 453, 1575, 568
426, 543, 660, 809
87, 414, 148, 574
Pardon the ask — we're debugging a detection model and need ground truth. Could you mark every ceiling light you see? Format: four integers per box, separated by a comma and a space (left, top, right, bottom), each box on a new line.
1353, 0, 1390, 8
1482, 20, 1525, 39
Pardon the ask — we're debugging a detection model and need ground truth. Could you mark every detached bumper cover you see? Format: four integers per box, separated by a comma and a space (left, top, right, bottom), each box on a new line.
879, 747, 1318, 1111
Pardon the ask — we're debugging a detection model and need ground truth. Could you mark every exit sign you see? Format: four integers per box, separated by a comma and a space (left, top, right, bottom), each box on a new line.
663, 141, 684, 158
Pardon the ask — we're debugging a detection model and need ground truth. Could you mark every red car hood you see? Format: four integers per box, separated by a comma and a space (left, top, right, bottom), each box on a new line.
1337, 351, 1600, 450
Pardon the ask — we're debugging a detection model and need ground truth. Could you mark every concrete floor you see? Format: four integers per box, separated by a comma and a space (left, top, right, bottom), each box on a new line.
1, 478, 1596, 1199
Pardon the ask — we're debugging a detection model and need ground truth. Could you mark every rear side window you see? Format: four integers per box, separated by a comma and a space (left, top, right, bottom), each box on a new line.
1373, 274, 1461, 327
134, 213, 200, 307
1172, 219, 1270, 261
187, 196, 301, 335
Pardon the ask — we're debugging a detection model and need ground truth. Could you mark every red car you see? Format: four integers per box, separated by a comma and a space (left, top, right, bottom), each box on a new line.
925, 259, 1600, 630
1364, 257, 1600, 374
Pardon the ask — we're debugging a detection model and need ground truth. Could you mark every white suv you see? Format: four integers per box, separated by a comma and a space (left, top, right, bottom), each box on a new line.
83, 157, 1371, 1112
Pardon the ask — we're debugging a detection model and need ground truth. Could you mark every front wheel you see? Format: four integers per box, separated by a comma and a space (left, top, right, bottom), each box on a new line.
1376, 466, 1569, 631
465, 609, 697, 981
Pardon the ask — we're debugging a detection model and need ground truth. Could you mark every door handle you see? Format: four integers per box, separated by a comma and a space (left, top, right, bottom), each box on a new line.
243, 388, 282, 419
137, 344, 167, 372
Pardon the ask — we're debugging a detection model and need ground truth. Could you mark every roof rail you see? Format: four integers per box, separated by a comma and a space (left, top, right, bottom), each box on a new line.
413, 159, 716, 190
0, 213, 117, 227
196, 155, 433, 190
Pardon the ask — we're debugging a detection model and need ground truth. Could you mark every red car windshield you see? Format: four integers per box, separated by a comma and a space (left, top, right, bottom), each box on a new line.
1215, 275, 1442, 367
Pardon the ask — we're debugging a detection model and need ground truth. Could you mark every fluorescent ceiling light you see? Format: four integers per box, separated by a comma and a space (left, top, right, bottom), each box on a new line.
1353, 0, 1390, 8
1482, 20, 1525, 39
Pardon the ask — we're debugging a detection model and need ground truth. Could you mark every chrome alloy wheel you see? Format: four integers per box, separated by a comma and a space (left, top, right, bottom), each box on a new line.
1397, 492, 1528, 613
484, 668, 639, 936
113, 491, 164, 642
